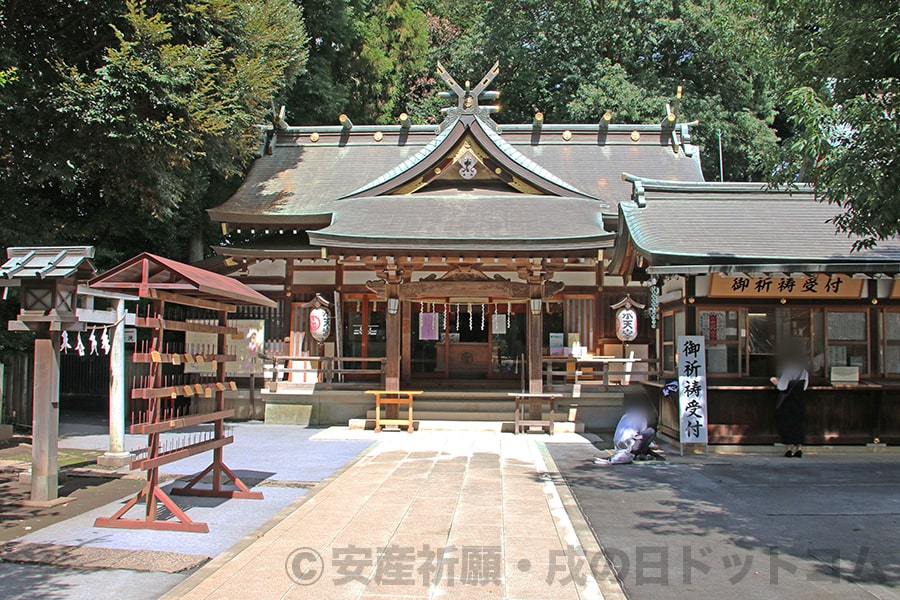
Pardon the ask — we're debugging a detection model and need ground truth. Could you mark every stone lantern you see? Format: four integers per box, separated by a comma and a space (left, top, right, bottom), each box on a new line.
0, 247, 96, 504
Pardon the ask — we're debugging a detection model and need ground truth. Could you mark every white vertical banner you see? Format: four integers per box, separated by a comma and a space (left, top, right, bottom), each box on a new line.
677, 335, 708, 454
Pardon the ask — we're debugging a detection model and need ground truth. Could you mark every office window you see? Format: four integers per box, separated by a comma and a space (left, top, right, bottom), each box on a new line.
884, 310, 900, 376
698, 309, 741, 374
826, 310, 868, 374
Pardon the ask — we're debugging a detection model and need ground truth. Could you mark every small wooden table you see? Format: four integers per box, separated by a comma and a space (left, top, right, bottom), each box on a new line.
508, 392, 561, 435
573, 357, 642, 393
366, 390, 422, 433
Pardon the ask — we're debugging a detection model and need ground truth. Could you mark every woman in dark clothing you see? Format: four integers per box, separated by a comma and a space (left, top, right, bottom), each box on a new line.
770, 358, 809, 457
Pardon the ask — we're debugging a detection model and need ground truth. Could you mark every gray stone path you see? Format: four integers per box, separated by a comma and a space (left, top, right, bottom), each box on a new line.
164, 432, 607, 600
0, 421, 374, 598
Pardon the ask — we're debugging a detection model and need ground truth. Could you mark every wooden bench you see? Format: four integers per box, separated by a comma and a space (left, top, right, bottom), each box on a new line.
508, 392, 561, 435
366, 390, 422, 433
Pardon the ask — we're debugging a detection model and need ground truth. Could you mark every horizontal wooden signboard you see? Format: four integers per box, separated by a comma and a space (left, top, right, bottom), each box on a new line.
708, 273, 863, 299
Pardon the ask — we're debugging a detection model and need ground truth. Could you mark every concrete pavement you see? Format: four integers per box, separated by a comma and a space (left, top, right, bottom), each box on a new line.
0, 421, 374, 599
163, 431, 609, 600
6, 414, 900, 600
548, 443, 900, 600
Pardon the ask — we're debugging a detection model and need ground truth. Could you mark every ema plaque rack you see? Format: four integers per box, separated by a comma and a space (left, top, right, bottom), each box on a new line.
89, 253, 275, 533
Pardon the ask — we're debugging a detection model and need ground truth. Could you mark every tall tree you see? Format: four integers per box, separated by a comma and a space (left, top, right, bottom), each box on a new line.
480, 0, 779, 182
405, 0, 490, 124
288, 0, 428, 125
285, 0, 359, 125
0, 0, 307, 266
767, 0, 900, 248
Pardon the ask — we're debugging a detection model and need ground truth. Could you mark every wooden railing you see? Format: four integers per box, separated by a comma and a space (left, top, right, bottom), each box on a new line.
542, 357, 661, 393
263, 355, 386, 390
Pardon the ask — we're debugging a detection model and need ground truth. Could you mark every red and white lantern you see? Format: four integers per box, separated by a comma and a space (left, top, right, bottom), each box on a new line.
309, 307, 331, 342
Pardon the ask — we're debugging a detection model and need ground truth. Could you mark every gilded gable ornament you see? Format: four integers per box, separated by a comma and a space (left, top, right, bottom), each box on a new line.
458, 152, 478, 179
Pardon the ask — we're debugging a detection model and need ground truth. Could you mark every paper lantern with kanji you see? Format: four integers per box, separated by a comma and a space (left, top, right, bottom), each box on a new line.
309, 307, 331, 342
611, 294, 645, 343
615, 307, 638, 342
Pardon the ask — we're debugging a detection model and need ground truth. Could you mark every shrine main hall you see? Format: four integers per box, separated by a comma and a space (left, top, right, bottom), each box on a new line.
209, 64, 900, 444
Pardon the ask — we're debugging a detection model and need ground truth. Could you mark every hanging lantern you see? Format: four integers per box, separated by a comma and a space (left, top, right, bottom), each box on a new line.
303, 294, 333, 343
309, 307, 331, 342
615, 307, 638, 342
611, 294, 646, 343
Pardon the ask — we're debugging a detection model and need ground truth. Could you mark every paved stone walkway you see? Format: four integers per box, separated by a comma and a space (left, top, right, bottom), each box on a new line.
163, 432, 606, 600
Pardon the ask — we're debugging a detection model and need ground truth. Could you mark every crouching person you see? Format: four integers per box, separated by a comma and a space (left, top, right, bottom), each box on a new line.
594, 401, 664, 465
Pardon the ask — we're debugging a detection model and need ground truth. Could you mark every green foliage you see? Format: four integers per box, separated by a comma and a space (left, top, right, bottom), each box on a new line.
284, 0, 359, 124
567, 61, 664, 123
405, 0, 780, 181
7, 0, 890, 267
767, 0, 900, 247
488, 0, 776, 180
0, 0, 307, 266
288, 0, 428, 125
0, 67, 16, 86
405, 0, 490, 124
354, 0, 429, 123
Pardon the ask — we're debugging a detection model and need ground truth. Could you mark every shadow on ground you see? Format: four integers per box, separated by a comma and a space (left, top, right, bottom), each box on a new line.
549, 443, 900, 600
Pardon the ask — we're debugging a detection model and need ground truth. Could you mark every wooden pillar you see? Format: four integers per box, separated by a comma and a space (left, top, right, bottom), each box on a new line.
596, 263, 605, 354
214, 310, 227, 491
685, 276, 697, 334
401, 301, 412, 385
385, 283, 401, 391
29, 333, 60, 504
146, 299, 164, 521
285, 258, 295, 299
527, 284, 543, 394
99, 298, 131, 466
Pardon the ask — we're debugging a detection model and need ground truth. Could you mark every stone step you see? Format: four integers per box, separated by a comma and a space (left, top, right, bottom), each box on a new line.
363, 408, 572, 421
347, 418, 584, 433
380, 400, 519, 413
366, 409, 500, 421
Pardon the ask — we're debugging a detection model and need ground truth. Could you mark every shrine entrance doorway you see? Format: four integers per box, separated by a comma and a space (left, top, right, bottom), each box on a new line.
408, 299, 527, 381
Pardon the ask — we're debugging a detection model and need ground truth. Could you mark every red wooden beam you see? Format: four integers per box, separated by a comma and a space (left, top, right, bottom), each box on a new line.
129, 410, 235, 435
130, 436, 233, 471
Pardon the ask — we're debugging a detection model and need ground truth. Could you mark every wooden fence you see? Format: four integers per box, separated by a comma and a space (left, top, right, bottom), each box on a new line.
0, 351, 153, 428
1, 352, 32, 427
